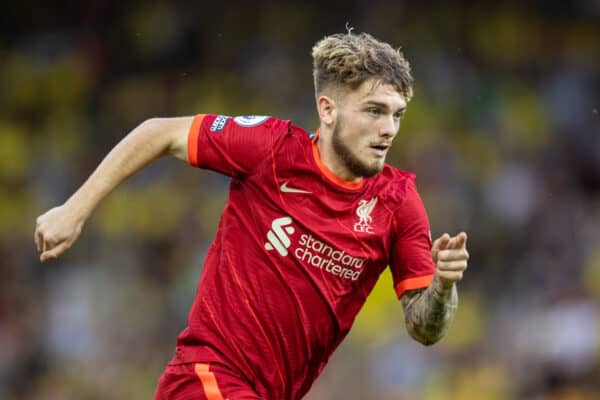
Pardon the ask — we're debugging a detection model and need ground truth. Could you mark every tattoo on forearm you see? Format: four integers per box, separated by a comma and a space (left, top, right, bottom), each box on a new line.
401, 283, 458, 345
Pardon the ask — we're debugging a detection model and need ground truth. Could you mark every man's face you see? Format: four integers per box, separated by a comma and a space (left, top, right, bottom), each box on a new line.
330, 80, 407, 178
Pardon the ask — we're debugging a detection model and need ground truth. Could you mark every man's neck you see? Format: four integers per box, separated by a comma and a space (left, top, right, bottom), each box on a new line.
315, 128, 362, 183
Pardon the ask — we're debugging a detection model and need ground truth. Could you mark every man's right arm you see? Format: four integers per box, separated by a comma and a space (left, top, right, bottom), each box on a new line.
35, 116, 193, 262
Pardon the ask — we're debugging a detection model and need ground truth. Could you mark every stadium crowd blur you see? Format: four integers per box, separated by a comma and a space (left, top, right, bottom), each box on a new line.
1, 1, 599, 399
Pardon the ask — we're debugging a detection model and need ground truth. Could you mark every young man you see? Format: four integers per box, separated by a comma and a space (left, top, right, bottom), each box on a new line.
35, 32, 469, 399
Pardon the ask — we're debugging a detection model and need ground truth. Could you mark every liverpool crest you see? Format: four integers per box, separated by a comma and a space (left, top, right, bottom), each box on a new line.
354, 197, 377, 234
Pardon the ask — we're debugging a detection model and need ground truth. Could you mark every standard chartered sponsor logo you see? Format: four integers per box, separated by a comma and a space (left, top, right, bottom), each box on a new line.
265, 216, 366, 281
295, 234, 365, 281
264, 216, 295, 256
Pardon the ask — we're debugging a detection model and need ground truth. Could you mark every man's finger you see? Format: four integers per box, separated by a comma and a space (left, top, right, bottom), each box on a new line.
437, 249, 469, 262
448, 232, 467, 249
432, 233, 450, 250
34, 229, 42, 252
446, 236, 458, 249
456, 232, 467, 248
40, 241, 70, 262
437, 260, 468, 271
431, 233, 450, 262
41, 237, 58, 254
438, 270, 464, 283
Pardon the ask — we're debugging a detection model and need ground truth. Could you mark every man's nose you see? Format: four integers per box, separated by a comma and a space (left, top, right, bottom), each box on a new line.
379, 115, 396, 138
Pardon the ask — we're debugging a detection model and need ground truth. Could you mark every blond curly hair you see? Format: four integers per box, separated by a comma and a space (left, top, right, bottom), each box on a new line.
312, 31, 413, 101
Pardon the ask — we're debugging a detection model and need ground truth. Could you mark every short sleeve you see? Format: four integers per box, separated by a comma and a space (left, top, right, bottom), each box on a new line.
187, 114, 291, 177
389, 178, 435, 299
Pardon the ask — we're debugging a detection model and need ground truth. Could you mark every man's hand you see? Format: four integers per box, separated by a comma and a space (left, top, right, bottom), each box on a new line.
431, 232, 469, 289
401, 232, 468, 345
35, 205, 85, 262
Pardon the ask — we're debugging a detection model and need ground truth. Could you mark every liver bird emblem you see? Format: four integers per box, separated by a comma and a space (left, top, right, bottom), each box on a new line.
356, 197, 378, 227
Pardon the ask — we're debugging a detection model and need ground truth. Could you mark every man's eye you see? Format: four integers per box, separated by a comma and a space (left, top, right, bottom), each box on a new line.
394, 112, 404, 120
368, 108, 381, 116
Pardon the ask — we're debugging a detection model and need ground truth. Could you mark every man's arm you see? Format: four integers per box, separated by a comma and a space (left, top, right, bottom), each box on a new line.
401, 233, 468, 345
401, 279, 458, 345
34, 117, 193, 262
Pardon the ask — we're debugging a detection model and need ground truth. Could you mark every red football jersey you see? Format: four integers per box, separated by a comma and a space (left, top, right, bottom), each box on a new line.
173, 114, 435, 399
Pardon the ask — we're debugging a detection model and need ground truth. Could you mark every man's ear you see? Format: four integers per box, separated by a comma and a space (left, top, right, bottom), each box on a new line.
317, 95, 337, 126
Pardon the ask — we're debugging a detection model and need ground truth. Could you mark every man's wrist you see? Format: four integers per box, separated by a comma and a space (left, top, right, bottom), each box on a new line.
64, 192, 95, 222
431, 276, 456, 302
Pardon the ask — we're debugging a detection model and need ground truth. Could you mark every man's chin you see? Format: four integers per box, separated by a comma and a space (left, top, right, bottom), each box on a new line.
357, 162, 384, 178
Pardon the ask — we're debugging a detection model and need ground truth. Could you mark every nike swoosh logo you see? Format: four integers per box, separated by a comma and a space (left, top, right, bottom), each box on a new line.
280, 181, 312, 194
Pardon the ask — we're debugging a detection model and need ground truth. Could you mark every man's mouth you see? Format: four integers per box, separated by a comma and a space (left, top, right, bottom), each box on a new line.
370, 144, 389, 150
369, 144, 390, 156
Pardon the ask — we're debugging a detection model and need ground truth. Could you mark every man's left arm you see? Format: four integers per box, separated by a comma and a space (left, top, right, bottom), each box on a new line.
401, 232, 469, 345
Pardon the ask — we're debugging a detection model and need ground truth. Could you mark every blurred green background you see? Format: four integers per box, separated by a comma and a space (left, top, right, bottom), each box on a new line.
1, 0, 599, 398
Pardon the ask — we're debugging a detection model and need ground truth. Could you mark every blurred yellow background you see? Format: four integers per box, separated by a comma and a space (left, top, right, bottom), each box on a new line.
1, 1, 599, 398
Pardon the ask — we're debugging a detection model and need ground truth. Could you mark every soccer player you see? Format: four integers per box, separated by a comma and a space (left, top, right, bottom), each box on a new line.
35, 32, 469, 399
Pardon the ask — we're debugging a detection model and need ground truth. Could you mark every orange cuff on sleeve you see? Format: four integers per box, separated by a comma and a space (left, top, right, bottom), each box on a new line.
187, 114, 205, 167
395, 274, 434, 299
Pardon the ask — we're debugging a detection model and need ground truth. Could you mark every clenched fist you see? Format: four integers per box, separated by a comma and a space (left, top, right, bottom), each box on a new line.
431, 232, 469, 289
34, 205, 85, 262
